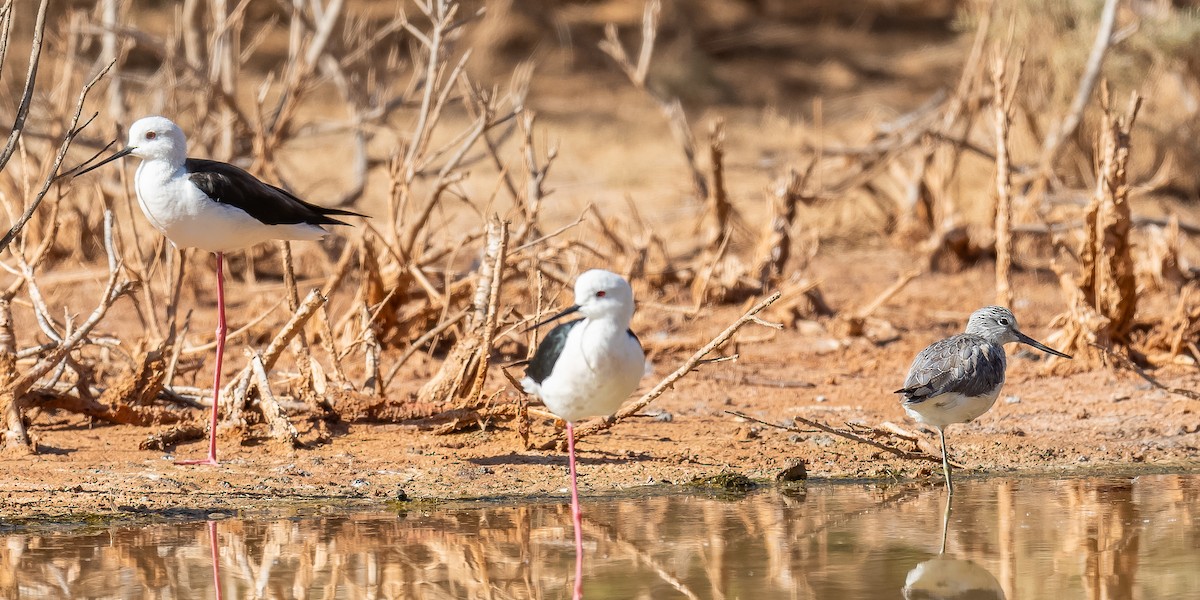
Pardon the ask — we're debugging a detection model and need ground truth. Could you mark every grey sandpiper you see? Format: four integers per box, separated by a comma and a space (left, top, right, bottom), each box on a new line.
895, 306, 1071, 494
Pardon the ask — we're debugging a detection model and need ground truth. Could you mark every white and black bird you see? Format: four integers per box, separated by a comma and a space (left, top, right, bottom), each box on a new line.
895, 306, 1071, 494
78, 116, 363, 465
521, 269, 645, 599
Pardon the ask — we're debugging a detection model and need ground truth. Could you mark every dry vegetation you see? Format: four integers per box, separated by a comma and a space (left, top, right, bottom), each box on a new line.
0, 0, 1197, 489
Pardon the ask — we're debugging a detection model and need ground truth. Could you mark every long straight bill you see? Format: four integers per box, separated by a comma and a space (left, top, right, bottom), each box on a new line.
524, 305, 580, 332
73, 145, 134, 177
1015, 331, 1073, 359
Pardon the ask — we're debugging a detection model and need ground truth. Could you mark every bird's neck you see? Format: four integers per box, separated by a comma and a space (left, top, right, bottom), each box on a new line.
137, 157, 185, 182
581, 317, 630, 338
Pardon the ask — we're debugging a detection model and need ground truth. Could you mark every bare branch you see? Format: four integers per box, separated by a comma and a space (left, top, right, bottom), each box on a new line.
1039, 0, 1119, 168
561, 292, 783, 446
0, 0, 48, 173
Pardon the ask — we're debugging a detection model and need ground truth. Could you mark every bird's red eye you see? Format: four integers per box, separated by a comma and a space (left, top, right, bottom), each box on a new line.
146, 131, 157, 140
596, 290, 606, 297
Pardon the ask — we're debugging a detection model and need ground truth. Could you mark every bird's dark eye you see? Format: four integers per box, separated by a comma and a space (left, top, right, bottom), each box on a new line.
998, 318, 1009, 326
596, 290, 606, 298
145, 131, 157, 140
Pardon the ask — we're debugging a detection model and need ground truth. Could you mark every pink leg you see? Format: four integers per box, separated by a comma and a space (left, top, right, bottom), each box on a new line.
567, 421, 584, 600
178, 252, 225, 466
207, 520, 223, 600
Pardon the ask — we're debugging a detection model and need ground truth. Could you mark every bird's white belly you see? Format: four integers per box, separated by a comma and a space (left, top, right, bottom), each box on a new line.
135, 166, 326, 253
522, 326, 644, 423
904, 556, 1003, 597
904, 390, 1000, 430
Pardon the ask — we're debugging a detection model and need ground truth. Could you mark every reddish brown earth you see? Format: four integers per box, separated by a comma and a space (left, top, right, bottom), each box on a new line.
3, 246, 1197, 523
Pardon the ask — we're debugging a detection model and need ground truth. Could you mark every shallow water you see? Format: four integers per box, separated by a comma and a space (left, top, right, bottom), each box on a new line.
5, 473, 1200, 599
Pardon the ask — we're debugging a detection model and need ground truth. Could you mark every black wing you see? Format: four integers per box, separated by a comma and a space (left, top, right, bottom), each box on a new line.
894, 334, 1006, 403
185, 158, 366, 226
628, 329, 642, 351
524, 319, 583, 384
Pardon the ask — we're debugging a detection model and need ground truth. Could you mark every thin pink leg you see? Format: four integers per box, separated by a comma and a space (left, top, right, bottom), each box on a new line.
178, 252, 224, 466
567, 421, 584, 600
207, 520, 223, 600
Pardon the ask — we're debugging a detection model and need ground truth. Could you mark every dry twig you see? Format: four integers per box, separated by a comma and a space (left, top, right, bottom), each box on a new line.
546, 292, 783, 448
725, 410, 943, 466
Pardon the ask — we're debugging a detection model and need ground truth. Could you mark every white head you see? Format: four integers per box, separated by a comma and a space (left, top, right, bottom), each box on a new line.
572, 269, 635, 325
964, 306, 1071, 358
528, 269, 636, 332
75, 116, 189, 177
125, 116, 188, 165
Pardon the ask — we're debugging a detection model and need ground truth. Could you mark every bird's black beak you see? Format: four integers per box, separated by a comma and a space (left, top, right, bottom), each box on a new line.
523, 305, 580, 332
73, 145, 135, 177
1015, 330, 1072, 359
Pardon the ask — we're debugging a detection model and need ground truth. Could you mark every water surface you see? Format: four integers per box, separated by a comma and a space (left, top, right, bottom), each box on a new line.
5, 474, 1200, 599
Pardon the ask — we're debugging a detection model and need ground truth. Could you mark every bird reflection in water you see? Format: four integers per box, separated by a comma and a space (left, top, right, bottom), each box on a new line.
903, 494, 1004, 600
207, 520, 224, 600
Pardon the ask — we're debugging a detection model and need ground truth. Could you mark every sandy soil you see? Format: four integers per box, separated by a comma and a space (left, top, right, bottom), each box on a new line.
3, 245, 1198, 524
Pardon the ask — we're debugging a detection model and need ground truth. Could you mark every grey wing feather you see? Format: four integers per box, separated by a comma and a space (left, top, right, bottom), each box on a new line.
895, 334, 1006, 403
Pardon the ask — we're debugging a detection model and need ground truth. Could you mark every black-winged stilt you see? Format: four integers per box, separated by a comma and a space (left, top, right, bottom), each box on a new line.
78, 116, 363, 465
521, 269, 645, 599
895, 306, 1071, 494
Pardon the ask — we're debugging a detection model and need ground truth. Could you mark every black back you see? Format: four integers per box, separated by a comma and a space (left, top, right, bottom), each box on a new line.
185, 158, 365, 226
524, 319, 582, 384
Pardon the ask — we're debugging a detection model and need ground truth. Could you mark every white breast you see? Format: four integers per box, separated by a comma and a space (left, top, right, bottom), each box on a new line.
904, 389, 1002, 430
523, 320, 645, 423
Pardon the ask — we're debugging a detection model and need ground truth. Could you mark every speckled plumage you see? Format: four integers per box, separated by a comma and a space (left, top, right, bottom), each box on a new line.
900, 334, 1007, 403
895, 306, 1071, 493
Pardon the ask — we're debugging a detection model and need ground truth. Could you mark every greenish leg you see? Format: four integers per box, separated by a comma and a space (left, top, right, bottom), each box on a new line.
939, 427, 953, 495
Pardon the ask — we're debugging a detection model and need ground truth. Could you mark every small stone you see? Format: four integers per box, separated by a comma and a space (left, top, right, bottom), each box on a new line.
689, 472, 757, 492
736, 426, 762, 440
1004, 395, 1020, 404
776, 461, 808, 482
810, 435, 834, 447
350, 479, 370, 488
814, 395, 828, 403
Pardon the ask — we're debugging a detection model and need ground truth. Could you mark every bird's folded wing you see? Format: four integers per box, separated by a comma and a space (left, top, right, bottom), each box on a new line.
185, 158, 363, 226
897, 336, 1005, 402
523, 319, 583, 384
